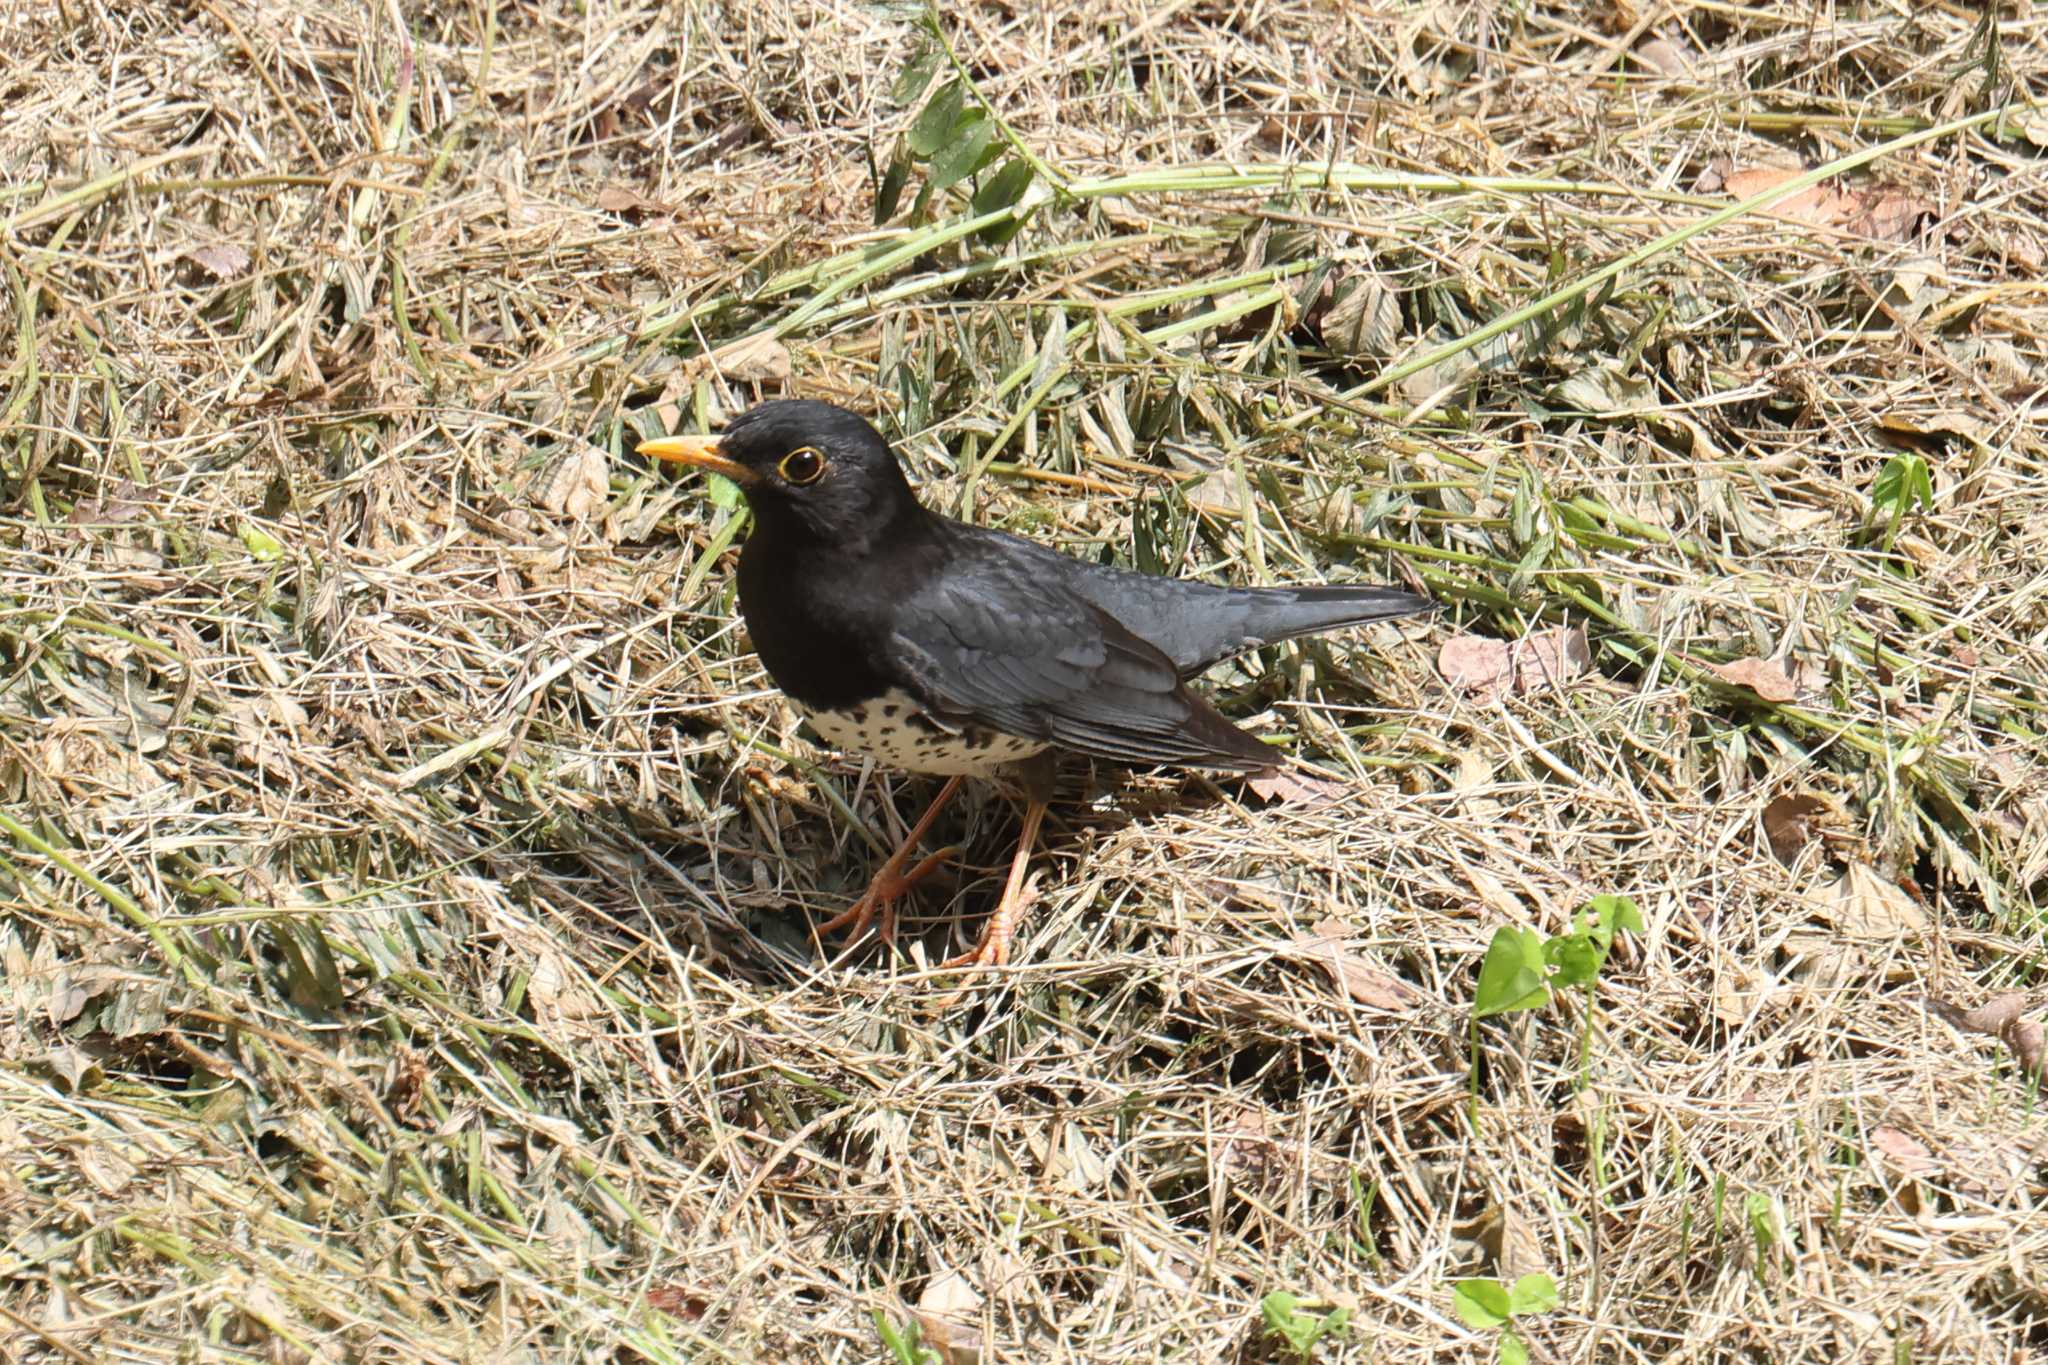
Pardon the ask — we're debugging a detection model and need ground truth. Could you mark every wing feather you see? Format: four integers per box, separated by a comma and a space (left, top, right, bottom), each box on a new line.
888, 559, 1274, 770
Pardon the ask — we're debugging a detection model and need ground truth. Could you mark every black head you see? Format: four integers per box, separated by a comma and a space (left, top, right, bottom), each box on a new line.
639, 400, 921, 549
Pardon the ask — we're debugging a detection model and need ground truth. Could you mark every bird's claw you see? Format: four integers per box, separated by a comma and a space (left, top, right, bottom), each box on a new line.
929, 875, 1040, 1010
815, 843, 960, 947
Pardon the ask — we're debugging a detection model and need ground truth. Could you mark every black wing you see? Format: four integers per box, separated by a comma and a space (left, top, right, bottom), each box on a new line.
990, 529, 1433, 676
886, 545, 1276, 770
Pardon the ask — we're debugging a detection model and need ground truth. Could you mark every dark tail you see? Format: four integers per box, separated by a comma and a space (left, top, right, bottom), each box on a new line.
1193, 583, 1432, 674
1238, 583, 1434, 642
1060, 551, 1433, 677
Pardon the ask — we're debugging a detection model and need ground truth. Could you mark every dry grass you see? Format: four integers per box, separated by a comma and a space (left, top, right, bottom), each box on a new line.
4, 1, 2048, 1360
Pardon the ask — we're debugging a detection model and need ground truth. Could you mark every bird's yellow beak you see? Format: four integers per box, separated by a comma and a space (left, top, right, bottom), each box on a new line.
637, 432, 757, 486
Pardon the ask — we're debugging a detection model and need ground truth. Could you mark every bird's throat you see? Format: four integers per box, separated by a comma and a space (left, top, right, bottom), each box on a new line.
734, 524, 912, 713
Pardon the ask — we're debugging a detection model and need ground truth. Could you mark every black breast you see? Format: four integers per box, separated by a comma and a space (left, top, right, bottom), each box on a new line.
735, 529, 929, 712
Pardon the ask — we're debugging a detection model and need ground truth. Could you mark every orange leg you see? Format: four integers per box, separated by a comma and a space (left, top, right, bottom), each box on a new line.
814, 775, 964, 947
937, 799, 1047, 994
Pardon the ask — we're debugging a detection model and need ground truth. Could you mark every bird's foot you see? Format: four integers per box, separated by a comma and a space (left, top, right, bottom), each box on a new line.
815, 844, 959, 947
938, 890, 1028, 971
931, 800, 1047, 1007
930, 879, 1040, 1009
813, 775, 966, 951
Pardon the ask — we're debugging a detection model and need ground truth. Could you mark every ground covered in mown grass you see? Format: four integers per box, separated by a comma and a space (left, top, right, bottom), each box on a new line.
3, 2, 2046, 1360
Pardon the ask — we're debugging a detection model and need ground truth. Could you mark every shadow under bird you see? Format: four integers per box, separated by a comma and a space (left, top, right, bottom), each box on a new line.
642, 400, 1431, 987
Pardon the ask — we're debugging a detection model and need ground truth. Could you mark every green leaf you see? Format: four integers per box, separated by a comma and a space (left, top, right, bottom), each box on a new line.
972, 157, 1035, 243
1507, 1274, 1559, 1315
1509, 473, 1536, 546
1507, 529, 1555, 595
1746, 1191, 1778, 1250
906, 79, 966, 157
875, 138, 912, 224
1556, 500, 1600, 535
972, 156, 1033, 213
928, 111, 998, 190
1545, 933, 1600, 990
872, 1311, 939, 1365
1500, 1331, 1530, 1365
1583, 893, 1644, 941
1453, 1278, 1511, 1330
240, 522, 284, 560
1259, 1292, 1315, 1354
890, 45, 940, 105
269, 920, 343, 1011
1872, 451, 1933, 518
1474, 927, 1550, 1018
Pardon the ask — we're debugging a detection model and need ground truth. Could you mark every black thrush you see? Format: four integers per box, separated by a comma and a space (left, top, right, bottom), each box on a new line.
642, 400, 1430, 985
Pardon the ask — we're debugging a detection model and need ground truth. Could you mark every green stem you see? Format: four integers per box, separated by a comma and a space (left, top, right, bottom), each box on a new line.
1336, 106, 2009, 406
923, 2, 1070, 192
0, 808, 203, 985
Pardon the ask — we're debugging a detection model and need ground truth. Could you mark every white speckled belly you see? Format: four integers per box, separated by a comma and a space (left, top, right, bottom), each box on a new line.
796, 688, 1048, 776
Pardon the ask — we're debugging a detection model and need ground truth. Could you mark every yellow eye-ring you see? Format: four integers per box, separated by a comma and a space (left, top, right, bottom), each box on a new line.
778, 446, 827, 485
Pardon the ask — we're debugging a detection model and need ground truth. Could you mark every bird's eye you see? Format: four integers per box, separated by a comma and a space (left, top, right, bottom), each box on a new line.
777, 446, 827, 485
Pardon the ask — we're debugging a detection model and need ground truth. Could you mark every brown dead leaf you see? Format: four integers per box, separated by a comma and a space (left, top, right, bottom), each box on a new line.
533, 445, 609, 521
1290, 918, 1424, 1011
187, 242, 251, 279
914, 1268, 983, 1365
1028, 1120, 1112, 1196
1779, 864, 1929, 991
1183, 461, 1250, 518
1512, 625, 1591, 693
644, 1284, 708, 1320
1950, 336, 2034, 394
1245, 769, 1349, 805
1877, 409, 1988, 448
1448, 748, 1507, 827
596, 185, 677, 218
1718, 165, 1814, 205
108, 982, 167, 1038
1817, 864, 1930, 937
1869, 1126, 1939, 1180
44, 1043, 99, 1091
1552, 361, 1656, 416
707, 333, 792, 383
1450, 749, 1494, 793
1440, 629, 1590, 699
1492, 1203, 1550, 1284
1957, 993, 2030, 1035
1762, 793, 1833, 866
2007, 1017, 2045, 1078
76, 1139, 139, 1195
225, 693, 311, 774
1212, 1104, 1278, 1184
1843, 189, 1932, 243
47, 969, 97, 1027
1707, 655, 1806, 704
2006, 107, 2048, 150
1778, 931, 1860, 989
1719, 167, 1932, 243
1319, 272, 1401, 358
1438, 635, 1510, 698
1881, 254, 1948, 324
527, 945, 604, 1022
1633, 33, 1692, 77
1924, 992, 2047, 1079
1771, 506, 1834, 536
